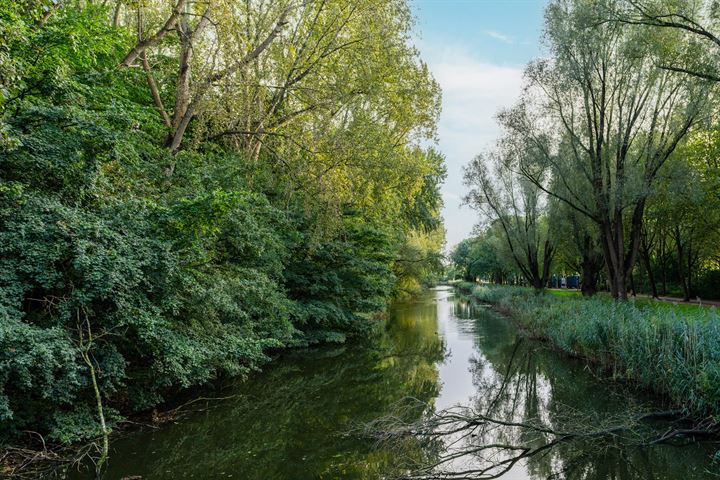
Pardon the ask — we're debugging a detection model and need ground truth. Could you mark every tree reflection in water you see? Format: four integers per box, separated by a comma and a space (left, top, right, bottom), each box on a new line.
368, 299, 718, 480
65, 292, 447, 480
63, 289, 717, 480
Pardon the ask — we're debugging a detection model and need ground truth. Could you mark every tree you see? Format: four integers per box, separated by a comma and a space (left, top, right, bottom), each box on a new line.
500, 0, 711, 299
616, 0, 720, 82
464, 145, 555, 291
644, 136, 720, 300
450, 238, 476, 281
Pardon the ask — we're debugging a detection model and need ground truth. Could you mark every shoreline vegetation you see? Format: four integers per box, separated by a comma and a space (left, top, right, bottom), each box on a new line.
0, 0, 446, 476
0, 310, 405, 478
455, 282, 720, 426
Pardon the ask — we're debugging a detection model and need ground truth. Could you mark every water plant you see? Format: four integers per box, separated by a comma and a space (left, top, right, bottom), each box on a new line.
459, 283, 720, 418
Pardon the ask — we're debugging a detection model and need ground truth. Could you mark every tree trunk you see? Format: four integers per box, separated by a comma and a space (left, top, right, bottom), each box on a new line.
674, 226, 690, 302
580, 256, 601, 296
578, 231, 603, 297
640, 240, 658, 298
600, 222, 626, 300
77, 314, 109, 477
657, 230, 668, 295
687, 240, 694, 300
597, 201, 644, 301
164, 9, 193, 156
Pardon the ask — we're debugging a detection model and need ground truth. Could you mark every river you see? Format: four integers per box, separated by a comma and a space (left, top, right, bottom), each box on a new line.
68, 286, 717, 479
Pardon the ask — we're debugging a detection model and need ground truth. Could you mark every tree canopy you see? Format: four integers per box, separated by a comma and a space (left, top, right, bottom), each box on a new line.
454, 0, 720, 302
0, 0, 446, 459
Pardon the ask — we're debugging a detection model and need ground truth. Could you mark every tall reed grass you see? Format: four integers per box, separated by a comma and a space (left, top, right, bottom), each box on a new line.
458, 283, 720, 417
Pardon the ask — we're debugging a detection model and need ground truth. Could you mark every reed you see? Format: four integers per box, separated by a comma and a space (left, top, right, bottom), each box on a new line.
458, 283, 720, 417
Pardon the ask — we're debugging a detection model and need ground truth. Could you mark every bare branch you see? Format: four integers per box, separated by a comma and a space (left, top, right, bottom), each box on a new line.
120, 0, 189, 68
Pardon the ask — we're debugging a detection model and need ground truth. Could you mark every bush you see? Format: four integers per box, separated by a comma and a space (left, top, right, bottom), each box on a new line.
0, 185, 297, 441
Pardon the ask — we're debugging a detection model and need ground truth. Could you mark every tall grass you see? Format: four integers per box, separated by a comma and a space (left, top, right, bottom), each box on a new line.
458, 283, 720, 417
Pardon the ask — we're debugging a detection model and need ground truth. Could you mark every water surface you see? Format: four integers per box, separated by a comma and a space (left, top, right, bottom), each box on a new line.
67, 287, 717, 479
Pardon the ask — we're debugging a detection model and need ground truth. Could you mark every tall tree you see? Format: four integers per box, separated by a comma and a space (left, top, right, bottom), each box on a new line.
464, 146, 555, 291
500, 0, 711, 299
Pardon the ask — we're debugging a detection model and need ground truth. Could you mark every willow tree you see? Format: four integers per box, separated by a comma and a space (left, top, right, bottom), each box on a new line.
464, 144, 555, 291
616, 0, 720, 82
500, 0, 711, 299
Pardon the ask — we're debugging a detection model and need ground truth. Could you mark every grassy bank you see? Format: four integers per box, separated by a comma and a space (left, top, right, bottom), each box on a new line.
457, 283, 720, 418
546, 289, 712, 313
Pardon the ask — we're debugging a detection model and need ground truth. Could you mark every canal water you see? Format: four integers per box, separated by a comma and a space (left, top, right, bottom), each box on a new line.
68, 287, 717, 479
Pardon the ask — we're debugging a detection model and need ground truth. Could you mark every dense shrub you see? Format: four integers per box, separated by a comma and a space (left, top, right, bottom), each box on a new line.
285, 216, 396, 343
0, 1, 445, 449
0, 184, 298, 441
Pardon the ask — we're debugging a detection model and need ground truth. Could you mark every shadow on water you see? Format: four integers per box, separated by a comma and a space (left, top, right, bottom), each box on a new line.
64, 287, 717, 479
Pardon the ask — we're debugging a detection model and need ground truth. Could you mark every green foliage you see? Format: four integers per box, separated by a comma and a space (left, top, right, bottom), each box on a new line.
401, 148, 447, 233
466, 285, 720, 416
0, 0, 445, 449
393, 228, 445, 296
449, 227, 516, 284
285, 216, 396, 342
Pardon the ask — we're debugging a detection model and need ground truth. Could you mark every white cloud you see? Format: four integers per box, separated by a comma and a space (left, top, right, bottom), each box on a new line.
418, 44, 525, 250
484, 30, 514, 44
442, 191, 462, 203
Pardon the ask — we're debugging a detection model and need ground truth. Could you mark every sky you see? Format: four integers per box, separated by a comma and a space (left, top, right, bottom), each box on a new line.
410, 0, 549, 250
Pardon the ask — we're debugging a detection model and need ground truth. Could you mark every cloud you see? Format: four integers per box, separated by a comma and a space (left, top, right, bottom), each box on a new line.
432, 58, 524, 141
484, 30, 514, 44
442, 191, 462, 203
417, 43, 526, 250
427, 45, 525, 141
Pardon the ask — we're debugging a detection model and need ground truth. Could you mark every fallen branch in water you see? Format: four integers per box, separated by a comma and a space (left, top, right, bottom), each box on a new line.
359, 398, 718, 480
151, 394, 239, 424
1, 437, 100, 479
1, 393, 241, 478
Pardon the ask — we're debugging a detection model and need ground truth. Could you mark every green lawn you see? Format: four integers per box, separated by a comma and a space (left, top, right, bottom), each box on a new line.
547, 288, 714, 313
632, 298, 713, 313
547, 289, 582, 298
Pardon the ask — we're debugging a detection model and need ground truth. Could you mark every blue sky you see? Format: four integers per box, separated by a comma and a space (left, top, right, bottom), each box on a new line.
410, 0, 548, 250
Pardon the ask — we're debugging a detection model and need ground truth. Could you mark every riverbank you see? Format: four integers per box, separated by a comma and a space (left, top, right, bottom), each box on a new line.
456, 282, 720, 420
8, 290, 448, 479
0, 314, 393, 478
8, 287, 718, 479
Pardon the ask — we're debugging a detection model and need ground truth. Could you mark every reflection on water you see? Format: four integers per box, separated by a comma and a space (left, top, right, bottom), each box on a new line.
417, 293, 718, 479
66, 287, 717, 479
